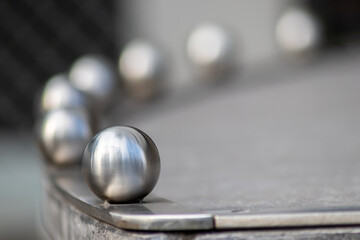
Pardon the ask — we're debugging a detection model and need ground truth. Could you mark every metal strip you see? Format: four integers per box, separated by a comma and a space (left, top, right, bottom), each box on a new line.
215, 211, 360, 229
47, 167, 214, 231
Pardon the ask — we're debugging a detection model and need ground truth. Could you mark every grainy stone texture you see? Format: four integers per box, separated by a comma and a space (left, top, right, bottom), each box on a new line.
123, 52, 360, 213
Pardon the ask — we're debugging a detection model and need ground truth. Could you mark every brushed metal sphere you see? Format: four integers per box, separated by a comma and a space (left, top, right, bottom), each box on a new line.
40, 73, 87, 113
82, 126, 160, 203
69, 55, 117, 111
37, 109, 95, 165
119, 40, 162, 100
187, 23, 234, 77
276, 7, 321, 54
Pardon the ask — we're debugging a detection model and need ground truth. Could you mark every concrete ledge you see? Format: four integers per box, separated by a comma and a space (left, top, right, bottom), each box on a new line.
41, 177, 360, 239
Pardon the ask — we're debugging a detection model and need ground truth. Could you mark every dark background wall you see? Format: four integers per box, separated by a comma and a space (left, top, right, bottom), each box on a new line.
0, 0, 116, 129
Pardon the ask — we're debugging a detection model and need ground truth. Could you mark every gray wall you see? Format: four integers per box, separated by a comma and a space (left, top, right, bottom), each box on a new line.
120, 0, 285, 86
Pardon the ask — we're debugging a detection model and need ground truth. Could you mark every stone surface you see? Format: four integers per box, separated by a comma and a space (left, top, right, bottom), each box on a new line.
122, 52, 360, 213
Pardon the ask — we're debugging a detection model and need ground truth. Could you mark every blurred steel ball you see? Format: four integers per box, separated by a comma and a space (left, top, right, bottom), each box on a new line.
69, 55, 117, 111
37, 109, 95, 165
187, 23, 234, 77
40, 73, 87, 113
276, 7, 321, 55
82, 126, 160, 203
119, 40, 162, 100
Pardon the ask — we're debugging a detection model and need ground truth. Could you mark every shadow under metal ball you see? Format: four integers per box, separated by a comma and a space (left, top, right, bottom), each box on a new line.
37, 109, 95, 165
82, 126, 161, 203
69, 55, 117, 111
40, 73, 88, 114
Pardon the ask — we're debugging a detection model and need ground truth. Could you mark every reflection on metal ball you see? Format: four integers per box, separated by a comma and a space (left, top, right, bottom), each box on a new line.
187, 23, 234, 78
119, 40, 162, 100
82, 126, 160, 203
276, 7, 321, 55
69, 55, 117, 111
40, 73, 87, 113
37, 109, 95, 165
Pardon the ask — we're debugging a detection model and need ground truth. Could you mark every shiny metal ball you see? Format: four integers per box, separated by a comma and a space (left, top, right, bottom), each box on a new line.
69, 55, 117, 111
118, 40, 162, 100
40, 73, 87, 113
187, 23, 234, 77
276, 7, 321, 55
82, 126, 160, 203
37, 109, 95, 165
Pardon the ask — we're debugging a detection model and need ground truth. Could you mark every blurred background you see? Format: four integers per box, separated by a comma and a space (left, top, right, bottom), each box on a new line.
0, 1, 117, 239
2, 0, 360, 239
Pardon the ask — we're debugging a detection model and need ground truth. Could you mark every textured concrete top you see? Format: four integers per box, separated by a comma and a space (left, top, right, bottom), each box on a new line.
118, 52, 360, 214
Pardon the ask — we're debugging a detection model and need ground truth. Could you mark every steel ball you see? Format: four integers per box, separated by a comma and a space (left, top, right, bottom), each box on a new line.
82, 126, 161, 203
118, 40, 162, 100
187, 23, 234, 78
276, 7, 322, 55
40, 73, 87, 113
37, 109, 95, 165
69, 55, 117, 111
